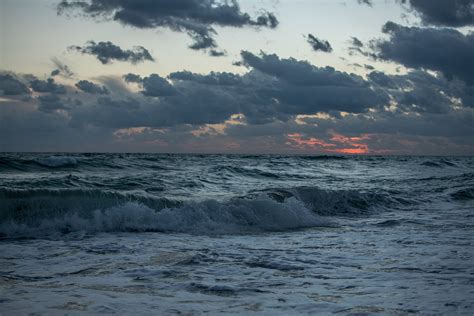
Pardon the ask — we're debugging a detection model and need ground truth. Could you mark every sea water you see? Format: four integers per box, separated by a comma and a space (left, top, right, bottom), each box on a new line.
1, 153, 473, 314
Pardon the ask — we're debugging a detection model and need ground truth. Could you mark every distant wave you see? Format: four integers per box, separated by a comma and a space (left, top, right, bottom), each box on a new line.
297, 155, 347, 160
421, 160, 456, 168
0, 155, 79, 171
451, 188, 474, 201
210, 165, 280, 178
0, 186, 396, 238
35, 156, 78, 168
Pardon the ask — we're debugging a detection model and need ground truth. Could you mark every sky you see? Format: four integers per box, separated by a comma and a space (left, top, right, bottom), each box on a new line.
0, 0, 473, 154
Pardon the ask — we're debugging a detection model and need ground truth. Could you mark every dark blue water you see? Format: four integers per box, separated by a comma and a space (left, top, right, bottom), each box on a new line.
1, 153, 473, 314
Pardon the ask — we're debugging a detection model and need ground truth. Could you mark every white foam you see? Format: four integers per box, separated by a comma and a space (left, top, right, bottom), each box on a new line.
0, 197, 332, 237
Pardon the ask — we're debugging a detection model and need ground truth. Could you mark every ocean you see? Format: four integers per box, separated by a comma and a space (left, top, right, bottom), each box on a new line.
1, 153, 473, 314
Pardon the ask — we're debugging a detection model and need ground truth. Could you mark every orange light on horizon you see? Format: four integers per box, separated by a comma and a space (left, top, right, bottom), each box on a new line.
287, 132, 372, 154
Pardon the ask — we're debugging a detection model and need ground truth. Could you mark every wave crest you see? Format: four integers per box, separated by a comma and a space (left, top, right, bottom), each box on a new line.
0, 198, 332, 238
0, 186, 398, 238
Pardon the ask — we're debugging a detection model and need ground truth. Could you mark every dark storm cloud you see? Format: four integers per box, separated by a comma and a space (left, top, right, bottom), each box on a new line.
69, 41, 155, 64
0, 74, 30, 95
306, 34, 333, 53
75, 80, 109, 94
30, 78, 67, 94
57, 0, 278, 53
375, 22, 474, 84
402, 0, 474, 27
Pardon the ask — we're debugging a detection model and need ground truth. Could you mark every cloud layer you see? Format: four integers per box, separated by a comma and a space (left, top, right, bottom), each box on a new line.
1, 0, 473, 154
2, 47, 473, 154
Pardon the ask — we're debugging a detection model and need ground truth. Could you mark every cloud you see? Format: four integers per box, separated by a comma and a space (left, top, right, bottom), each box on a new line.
238, 51, 389, 119
57, 0, 278, 53
357, 0, 373, 6
350, 37, 363, 48
37, 94, 68, 112
141, 74, 177, 97
123, 73, 143, 83
30, 78, 67, 94
70, 96, 145, 128
240, 51, 365, 87
51, 57, 74, 77
347, 36, 378, 59
123, 73, 177, 97
306, 34, 333, 53
75, 80, 109, 94
69, 41, 155, 64
168, 71, 243, 86
375, 22, 474, 84
209, 49, 226, 57
121, 51, 391, 126
403, 0, 474, 27
3, 50, 474, 154
0, 74, 30, 95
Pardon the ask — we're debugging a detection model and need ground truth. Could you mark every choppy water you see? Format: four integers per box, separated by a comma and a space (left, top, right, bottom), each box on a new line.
1, 153, 473, 314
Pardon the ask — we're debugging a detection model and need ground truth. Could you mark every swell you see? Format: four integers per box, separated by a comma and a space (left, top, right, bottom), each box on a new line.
0, 156, 81, 171
209, 165, 280, 179
450, 188, 474, 201
0, 188, 180, 223
0, 186, 402, 238
420, 159, 456, 168
248, 186, 405, 215
0, 155, 148, 172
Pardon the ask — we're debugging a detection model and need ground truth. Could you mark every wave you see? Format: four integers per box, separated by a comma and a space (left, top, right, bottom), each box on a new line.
298, 155, 347, 160
0, 155, 79, 171
35, 156, 78, 168
421, 159, 456, 168
245, 186, 399, 215
210, 165, 280, 178
0, 188, 179, 220
0, 186, 396, 238
0, 154, 136, 172
0, 198, 331, 238
450, 188, 474, 201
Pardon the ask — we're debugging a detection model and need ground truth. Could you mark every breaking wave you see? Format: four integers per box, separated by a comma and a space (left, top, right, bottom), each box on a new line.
0, 186, 397, 238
